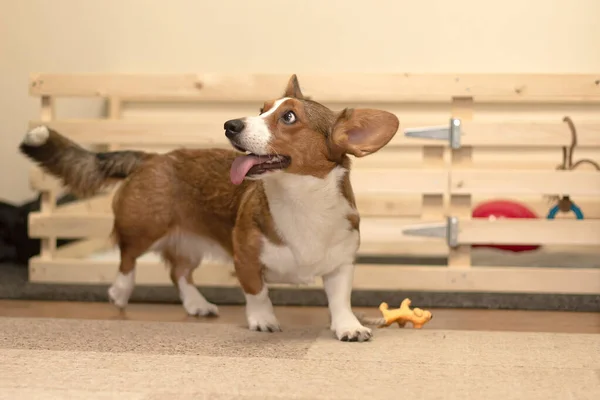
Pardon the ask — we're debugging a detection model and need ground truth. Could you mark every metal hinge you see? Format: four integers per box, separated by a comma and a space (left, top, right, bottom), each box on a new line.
402, 216, 459, 248
404, 118, 462, 149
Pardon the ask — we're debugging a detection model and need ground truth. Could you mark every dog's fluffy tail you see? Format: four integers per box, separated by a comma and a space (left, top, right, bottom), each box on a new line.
19, 125, 154, 197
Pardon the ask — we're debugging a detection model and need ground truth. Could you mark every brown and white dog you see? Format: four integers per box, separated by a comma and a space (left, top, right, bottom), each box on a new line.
19, 75, 399, 342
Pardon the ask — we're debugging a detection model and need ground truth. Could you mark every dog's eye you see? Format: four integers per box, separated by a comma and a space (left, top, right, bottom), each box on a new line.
281, 111, 297, 125
259, 108, 264, 115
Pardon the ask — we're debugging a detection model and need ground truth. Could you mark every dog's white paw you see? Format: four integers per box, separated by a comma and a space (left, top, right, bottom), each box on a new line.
108, 284, 132, 309
183, 297, 219, 317
332, 319, 372, 342
245, 286, 281, 332
24, 125, 49, 146
108, 272, 134, 309
247, 309, 281, 332
182, 292, 219, 317
178, 277, 219, 317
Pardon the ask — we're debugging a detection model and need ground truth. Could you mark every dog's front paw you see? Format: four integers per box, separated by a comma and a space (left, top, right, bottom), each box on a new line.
247, 310, 281, 332
244, 286, 281, 332
332, 320, 372, 342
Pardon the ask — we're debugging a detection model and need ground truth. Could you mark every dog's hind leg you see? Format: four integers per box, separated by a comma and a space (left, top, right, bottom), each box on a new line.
108, 250, 138, 309
108, 238, 155, 309
164, 250, 219, 317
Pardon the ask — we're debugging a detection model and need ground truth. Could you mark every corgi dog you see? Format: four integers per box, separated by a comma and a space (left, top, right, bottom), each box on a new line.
19, 75, 399, 341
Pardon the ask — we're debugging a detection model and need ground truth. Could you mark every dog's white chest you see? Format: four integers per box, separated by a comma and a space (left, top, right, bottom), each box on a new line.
259, 168, 359, 285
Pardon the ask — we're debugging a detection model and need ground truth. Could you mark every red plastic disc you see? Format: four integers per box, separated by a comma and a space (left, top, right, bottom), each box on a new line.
472, 200, 541, 252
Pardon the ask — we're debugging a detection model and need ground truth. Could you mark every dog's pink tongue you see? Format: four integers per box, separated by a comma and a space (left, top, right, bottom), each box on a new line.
230, 155, 262, 185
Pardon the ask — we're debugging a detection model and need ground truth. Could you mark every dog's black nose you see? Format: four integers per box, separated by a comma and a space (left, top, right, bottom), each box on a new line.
224, 119, 245, 139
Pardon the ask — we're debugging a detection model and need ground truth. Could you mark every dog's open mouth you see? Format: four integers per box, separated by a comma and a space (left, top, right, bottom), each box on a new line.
230, 150, 291, 185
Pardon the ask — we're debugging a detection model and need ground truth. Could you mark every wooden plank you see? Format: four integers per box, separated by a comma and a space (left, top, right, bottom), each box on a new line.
30, 73, 600, 103
29, 119, 600, 149
28, 212, 449, 255
29, 166, 600, 219
32, 193, 600, 224
107, 97, 122, 152
353, 265, 600, 294
28, 120, 229, 147
461, 121, 600, 147
29, 213, 114, 238
53, 238, 113, 258
28, 213, 447, 250
452, 170, 600, 196
29, 257, 600, 294
39, 96, 57, 259
54, 195, 113, 215
448, 97, 473, 268
460, 219, 600, 246
355, 194, 422, 217
27, 119, 420, 148
22, 119, 449, 149
54, 240, 599, 261
359, 218, 446, 245
421, 144, 446, 253
351, 169, 447, 195
30, 168, 446, 213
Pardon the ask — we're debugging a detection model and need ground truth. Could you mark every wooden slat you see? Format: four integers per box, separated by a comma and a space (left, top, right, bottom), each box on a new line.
29, 213, 114, 238
107, 97, 122, 152
351, 169, 447, 195
30, 166, 446, 199
28, 212, 449, 255
354, 265, 600, 294
421, 145, 446, 224
28, 119, 450, 150
28, 119, 426, 148
452, 170, 600, 196
54, 194, 113, 215
28, 213, 446, 250
22, 119, 465, 149
33, 178, 428, 219
355, 194, 422, 217
39, 95, 57, 259
29, 257, 600, 294
359, 218, 444, 244
30, 119, 600, 149
53, 238, 113, 258
460, 219, 600, 246
30, 73, 600, 103
448, 97, 474, 268
461, 121, 600, 147
28, 120, 229, 147
30, 190, 600, 220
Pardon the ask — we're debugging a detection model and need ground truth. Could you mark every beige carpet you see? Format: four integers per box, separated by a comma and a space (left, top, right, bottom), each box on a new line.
0, 317, 599, 399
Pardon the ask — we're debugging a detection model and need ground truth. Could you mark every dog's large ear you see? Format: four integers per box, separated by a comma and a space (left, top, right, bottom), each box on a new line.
283, 74, 304, 99
329, 108, 399, 158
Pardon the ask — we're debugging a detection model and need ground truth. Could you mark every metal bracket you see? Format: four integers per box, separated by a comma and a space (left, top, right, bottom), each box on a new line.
402, 216, 459, 248
404, 118, 462, 149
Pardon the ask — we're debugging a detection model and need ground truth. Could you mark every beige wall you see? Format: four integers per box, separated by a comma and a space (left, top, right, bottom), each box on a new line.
1, 0, 599, 203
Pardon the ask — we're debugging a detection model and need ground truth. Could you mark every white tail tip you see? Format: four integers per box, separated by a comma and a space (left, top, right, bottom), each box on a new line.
23, 125, 50, 146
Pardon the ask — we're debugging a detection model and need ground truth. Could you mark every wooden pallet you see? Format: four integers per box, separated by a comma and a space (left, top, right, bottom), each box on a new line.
26, 73, 600, 295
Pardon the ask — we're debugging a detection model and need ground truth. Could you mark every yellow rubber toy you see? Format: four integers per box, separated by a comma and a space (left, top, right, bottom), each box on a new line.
357, 298, 433, 329
378, 298, 432, 328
